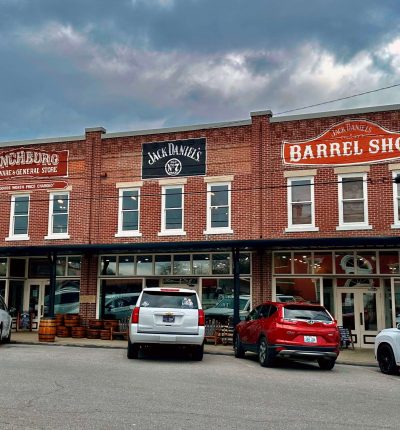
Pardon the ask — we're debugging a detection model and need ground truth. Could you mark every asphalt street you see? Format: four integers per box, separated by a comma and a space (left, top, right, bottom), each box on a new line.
0, 343, 399, 430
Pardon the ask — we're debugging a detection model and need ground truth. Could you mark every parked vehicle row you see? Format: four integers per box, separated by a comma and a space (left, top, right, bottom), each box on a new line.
0, 295, 12, 344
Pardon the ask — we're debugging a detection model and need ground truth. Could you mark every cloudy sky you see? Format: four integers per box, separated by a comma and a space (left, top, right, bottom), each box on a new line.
1, 0, 400, 141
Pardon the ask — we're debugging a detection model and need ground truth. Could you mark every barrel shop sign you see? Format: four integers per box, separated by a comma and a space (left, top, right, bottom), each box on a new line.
282, 119, 400, 166
0, 148, 69, 179
142, 138, 206, 179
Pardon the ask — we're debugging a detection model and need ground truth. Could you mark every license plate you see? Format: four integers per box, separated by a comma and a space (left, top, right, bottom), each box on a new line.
163, 315, 175, 323
304, 335, 317, 343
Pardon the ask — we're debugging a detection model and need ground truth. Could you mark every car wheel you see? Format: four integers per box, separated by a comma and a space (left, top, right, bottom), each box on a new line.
127, 338, 139, 359
378, 344, 399, 375
258, 337, 275, 367
233, 333, 245, 358
318, 358, 336, 370
192, 344, 204, 361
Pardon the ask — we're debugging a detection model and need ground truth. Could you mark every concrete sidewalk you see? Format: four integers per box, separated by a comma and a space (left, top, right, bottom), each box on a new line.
9, 331, 377, 367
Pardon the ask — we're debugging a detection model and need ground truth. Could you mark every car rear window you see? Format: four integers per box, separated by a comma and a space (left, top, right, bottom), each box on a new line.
283, 305, 333, 322
140, 291, 199, 309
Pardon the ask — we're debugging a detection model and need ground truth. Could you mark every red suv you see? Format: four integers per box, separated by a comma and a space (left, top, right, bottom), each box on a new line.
234, 301, 340, 370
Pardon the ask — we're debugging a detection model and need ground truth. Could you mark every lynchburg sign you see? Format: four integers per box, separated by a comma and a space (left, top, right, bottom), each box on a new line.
142, 138, 206, 179
282, 120, 400, 166
0, 148, 69, 179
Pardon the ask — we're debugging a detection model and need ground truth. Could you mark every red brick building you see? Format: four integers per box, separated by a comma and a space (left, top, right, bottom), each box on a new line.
1, 104, 400, 348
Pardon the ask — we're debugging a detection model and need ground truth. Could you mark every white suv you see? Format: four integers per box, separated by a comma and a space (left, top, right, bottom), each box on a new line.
128, 287, 205, 360
375, 324, 400, 375
0, 295, 12, 344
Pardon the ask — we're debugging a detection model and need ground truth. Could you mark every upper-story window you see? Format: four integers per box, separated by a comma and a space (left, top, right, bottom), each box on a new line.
46, 192, 70, 239
286, 177, 317, 232
159, 185, 185, 235
7, 194, 30, 240
338, 173, 370, 230
116, 188, 141, 237
392, 171, 400, 228
204, 181, 233, 234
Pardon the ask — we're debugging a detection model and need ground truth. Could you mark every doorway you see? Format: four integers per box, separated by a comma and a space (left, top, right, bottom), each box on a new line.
336, 288, 381, 348
24, 280, 50, 329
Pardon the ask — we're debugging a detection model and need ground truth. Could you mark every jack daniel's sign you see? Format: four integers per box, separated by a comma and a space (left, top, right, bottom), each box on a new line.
142, 138, 206, 179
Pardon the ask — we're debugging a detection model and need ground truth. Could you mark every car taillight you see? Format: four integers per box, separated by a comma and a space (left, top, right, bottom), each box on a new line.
131, 307, 140, 324
198, 309, 205, 326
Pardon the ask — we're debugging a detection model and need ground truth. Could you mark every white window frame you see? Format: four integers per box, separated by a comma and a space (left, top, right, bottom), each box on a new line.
6, 194, 30, 241
285, 176, 318, 232
158, 185, 186, 236
392, 170, 400, 228
115, 188, 142, 237
204, 181, 233, 235
337, 173, 371, 230
45, 192, 70, 239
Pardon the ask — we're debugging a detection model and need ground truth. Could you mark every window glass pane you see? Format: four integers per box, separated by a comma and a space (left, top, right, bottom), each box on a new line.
118, 256, 135, 276
211, 185, 228, 206
166, 209, 182, 229
53, 214, 68, 233
211, 207, 229, 228
14, 216, 28, 235
0, 258, 7, 277
173, 255, 191, 275
273, 253, 291, 274
212, 254, 230, 274
201, 278, 250, 312
67, 257, 81, 277
28, 258, 50, 278
335, 252, 354, 275
0, 280, 5, 300
313, 252, 333, 274
15, 196, 29, 214
356, 252, 376, 275
293, 253, 312, 274
292, 203, 311, 224
193, 254, 210, 275
136, 255, 153, 275
379, 251, 400, 274
323, 279, 335, 317
9, 259, 25, 277
53, 194, 68, 213
155, 255, 171, 275
165, 188, 182, 208
291, 180, 311, 202
54, 280, 80, 314
343, 201, 364, 223
122, 190, 138, 210
239, 253, 251, 274
123, 211, 138, 230
276, 278, 321, 304
102, 279, 142, 320
101, 256, 117, 275
342, 178, 363, 199
56, 257, 67, 276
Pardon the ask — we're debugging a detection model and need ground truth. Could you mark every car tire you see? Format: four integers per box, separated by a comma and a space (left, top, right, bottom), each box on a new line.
258, 337, 275, 367
127, 338, 139, 359
233, 333, 245, 358
192, 344, 204, 361
377, 344, 399, 375
318, 358, 336, 370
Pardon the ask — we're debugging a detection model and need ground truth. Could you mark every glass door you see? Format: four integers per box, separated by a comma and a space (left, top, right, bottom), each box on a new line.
337, 289, 381, 348
25, 281, 50, 330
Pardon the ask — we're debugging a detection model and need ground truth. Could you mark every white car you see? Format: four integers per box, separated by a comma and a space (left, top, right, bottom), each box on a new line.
0, 295, 12, 343
204, 295, 251, 320
375, 324, 400, 375
128, 287, 205, 360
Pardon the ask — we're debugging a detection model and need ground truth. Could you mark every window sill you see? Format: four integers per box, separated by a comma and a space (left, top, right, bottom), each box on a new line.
158, 231, 186, 236
5, 235, 30, 241
203, 228, 234, 235
115, 232, 142, 238
285, 226, 319, 233
391, 224, 400, 229
44, 234, 70, 240
336, 225, 372, 231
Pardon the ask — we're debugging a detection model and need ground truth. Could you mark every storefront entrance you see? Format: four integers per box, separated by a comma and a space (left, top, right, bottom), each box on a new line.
336, 288, 381, 348
25, 280, 50, 329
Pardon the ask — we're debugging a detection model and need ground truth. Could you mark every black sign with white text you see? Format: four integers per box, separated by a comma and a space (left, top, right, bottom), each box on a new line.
142, 138, 206, 179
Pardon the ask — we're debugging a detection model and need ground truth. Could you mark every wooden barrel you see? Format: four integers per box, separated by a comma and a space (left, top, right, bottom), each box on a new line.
71, 326, 86, 338
55, 314, 65, 326
56, 326, 71, 338
64, 314, 80, 327
103, 320, 119, 330
88, 319, 104, 329
86, 329, 100, 339
38, 318, 57, 342
100, 329, 111, 340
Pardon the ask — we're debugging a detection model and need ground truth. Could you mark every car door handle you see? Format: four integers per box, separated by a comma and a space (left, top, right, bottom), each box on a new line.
360, 312, 363, 325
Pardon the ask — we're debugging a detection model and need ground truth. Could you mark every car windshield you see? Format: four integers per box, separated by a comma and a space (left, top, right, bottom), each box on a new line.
140, 291, 198, 309
283, 305, 333, 322
214, 297, 248, 310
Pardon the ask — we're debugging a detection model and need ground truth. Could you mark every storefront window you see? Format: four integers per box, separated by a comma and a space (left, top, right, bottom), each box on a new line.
56, 257, 67, 276
0, 280, 5, 299
0, 258, 7, 277
67, 257, 81, 277
383, 279, 393, 328
212, 254, 230, 275
118, 256, 135, 276
273, 253, 291, 274
193, 254, 211, 275
322, 279, 335, 317
10, 259, 26, 278
100, 256, 117, 275
173, 255, 191, 275
101, 279, 142, 320
313, 253, 333, 274
239, 253, 251, 274
201, 278, 250, 311
275, 278, 321, 304
335, 251, 354, 275
8, 280, 24, 315
54, 280, 80, 314
293, 253, 312, 274
155, 255, 171, 275
28, 258, 50, 278
136, 255, 153, 276
356, 252, 376, 275
379, 251, 399, 274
